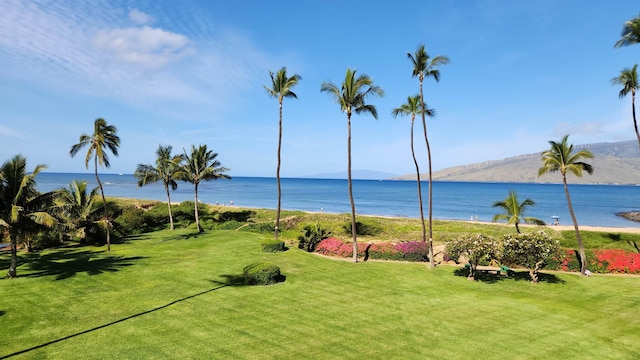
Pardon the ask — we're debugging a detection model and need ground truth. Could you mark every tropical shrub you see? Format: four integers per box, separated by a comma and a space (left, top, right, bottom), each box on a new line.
298, 222, 331, 252
595, 249, 640, 274
113, 206, 147, 237
445, 234, 500, 280
243, 262, 283, 285
316, 237, 368, 258
501, 231, 561, 283
395, 241, 429, 262
261, 240, 285, 253
315, 238, 429, 262
239, 222, 275, 233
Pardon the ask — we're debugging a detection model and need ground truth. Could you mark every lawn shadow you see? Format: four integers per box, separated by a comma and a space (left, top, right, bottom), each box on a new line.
20, 250, 145, 280
0, 283, 228, 359
0, 310, 5, 316
452, 267, 564, 284
210, 210, 256, 223
211, 273, 287, 287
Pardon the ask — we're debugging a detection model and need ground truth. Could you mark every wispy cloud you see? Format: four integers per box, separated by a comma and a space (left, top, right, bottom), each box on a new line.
129, 8, 154, 25
0, 124, 25, 140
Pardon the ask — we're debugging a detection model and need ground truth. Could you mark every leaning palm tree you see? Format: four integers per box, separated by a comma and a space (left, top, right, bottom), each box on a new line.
53, 180, 100, 242
538, 135, 593, 275
264, 67, 301, 240
612, 64, 640, 150
407, 44, 450, 268
0, 155, 57, 277
492, 190, 545, 233
321, 68, 384, 263
178, 144, 230, 233
615, 13, 640, 48
70, 118, 120, 251
134, 145, 184, 230
392, 95, 435, 244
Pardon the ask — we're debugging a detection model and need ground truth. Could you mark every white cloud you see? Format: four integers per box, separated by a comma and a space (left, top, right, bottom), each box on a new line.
93, 26, 194, 69
129, 8, 154, 25
0, 124, 25, 139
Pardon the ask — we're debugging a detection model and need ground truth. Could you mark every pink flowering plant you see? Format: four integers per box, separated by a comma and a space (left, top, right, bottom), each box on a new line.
315, 238, 429, 262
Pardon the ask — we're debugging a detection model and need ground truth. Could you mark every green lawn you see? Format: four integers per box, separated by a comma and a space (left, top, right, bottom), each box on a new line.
1, 229, 639, 359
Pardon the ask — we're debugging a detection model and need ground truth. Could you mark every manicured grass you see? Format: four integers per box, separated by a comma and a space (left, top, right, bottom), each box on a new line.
1, 229, 639, 359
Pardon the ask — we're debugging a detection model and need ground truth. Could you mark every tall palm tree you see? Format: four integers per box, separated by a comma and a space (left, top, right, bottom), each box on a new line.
615, 13, 640, 48
179, 144, 230, 233
491, 190, 544, 233
264, 67, 301, 240
392, 95, 435, 244
321, 68, 384, 263
53, 180, 99, 242
134, 145, 185, 230
69, 118, 120, 251
0, 155, 57, 277
538, 135, 593, 275
407, 44, 450, 268
612, 64, 640, 150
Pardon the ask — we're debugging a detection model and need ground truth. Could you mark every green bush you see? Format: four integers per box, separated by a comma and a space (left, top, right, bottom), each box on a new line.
343, 220, 382, 236
113, 206, 148, 237
243, 262, 283, 285
239, 222, 275, 233
171, 201, 209, 224
298, 222, 331, 252
261, 240, 286, 253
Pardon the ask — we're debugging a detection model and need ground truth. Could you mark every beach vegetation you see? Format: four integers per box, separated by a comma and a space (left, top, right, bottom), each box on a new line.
177, 144, 230, 233
260, 239, 286, 253
264, 67, 301, 240
501, 231, 561, 283
53, 180, 100, 242
391, 95, 435, 246
0, 155, 57, 277
407, 44, 450, 268
445, 233, 500, 280
538, 135, 594, 274
320, 68, 384, 262
134, 145, 185, 230
491, 190, 545, 233
297, 222, 331, 252
69, 118, 120, 251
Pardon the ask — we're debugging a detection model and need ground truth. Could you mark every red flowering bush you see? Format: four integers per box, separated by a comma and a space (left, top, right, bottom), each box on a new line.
595, 249, 640, 274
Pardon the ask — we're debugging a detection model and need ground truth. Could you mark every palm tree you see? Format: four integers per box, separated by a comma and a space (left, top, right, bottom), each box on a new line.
264, 67, 301, 240
179, 144, 230, 233
134, 145, 184, 230
53, 180, 99, 242
615, 13, 640, 48
407, 44, 450, 268
612, 64, 640, 150
491, 190, 545, 233
69, 118, 120, 251
538, 135, 593, 274
392, 95, 435, 244
0, 155, 57, 277
321, 68, 384, 263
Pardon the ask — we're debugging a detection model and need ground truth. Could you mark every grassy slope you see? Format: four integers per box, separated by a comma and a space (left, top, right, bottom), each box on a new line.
1, 229, 639, 359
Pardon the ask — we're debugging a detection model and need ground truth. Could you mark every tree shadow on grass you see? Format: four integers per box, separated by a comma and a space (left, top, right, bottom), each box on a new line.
19, 250, 145, 280
452, 267, 564, 284
0, 282, 228, 359
0, 310, 5, 316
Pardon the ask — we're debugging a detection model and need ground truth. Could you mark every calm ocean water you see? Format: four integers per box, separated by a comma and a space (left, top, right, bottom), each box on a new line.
36, 172, 640, 228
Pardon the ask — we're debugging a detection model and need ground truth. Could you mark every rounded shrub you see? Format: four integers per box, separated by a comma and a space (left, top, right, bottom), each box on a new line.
261, 240, 286, 253
243, 262, 283, 285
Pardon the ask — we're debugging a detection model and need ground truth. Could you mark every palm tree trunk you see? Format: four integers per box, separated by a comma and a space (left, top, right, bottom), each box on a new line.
165, 184, 174, 230
275, 99, 283, 239
419, 79, 435, 268
411, 118, 427, 243
347, 112, 358, 263
194, 182, 202, 233
632, 89, 640, 150
95, 156, 110, 251
563, 175, 587, 274
8, 231, 17, 278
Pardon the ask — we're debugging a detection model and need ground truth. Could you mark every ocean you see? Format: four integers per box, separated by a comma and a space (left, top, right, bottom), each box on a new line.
36, 172, 640, 228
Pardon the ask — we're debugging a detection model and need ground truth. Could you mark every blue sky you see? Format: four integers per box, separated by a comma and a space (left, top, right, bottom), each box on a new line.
1, 0, 639, 177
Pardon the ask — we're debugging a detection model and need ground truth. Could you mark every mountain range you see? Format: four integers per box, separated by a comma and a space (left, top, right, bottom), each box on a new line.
394, 140, 640, 185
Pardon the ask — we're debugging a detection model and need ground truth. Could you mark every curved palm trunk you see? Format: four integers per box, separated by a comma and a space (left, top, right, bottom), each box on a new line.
8, 231, 17, 278
411, 117, 427, 243
562, 175, 587, 274
275, 99, 283, 239
165, 184, 174, 230
419, 79, 435, 268
515, 222, 521, 234
194, 182, 203, 233
632, 89, 640, 150
347, 112, 358, 263
95, 156, 110, 251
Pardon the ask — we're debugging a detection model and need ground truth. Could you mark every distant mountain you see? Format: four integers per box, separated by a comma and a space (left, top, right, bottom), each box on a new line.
305, 169, 397, 180
394, 140, 640, 185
